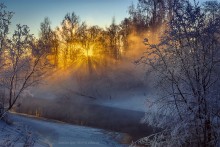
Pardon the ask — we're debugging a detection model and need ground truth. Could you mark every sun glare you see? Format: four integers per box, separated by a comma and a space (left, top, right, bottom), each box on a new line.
84, 49, 93, 57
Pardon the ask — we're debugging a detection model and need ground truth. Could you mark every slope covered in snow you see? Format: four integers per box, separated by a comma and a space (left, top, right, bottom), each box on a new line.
0, 113, 128, 147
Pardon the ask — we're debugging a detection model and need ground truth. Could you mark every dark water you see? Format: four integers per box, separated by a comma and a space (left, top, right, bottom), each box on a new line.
63, 104, 155, 140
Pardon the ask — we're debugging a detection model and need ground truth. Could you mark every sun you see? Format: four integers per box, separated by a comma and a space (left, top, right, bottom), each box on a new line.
53, 42, 106, 76
84, 48, 93, 57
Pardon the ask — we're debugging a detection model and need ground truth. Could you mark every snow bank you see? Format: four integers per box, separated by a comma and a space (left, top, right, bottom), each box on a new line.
0, 113, 128, 147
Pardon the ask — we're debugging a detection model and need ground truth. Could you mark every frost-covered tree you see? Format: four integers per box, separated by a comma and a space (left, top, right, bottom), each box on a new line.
0, 3, 13, 53
0, 24, 51, 119
133, 0, 220, 146
0, 3, 13, 118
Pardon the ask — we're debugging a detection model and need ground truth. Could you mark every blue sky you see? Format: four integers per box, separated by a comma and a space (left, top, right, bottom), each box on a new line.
2, 0, 212, 37
2, 0, 136, 36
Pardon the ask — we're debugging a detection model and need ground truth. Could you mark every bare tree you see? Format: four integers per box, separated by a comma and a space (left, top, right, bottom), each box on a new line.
0, 3, 13, 53
133, 0, 220, 146
203, 0, 220, 20
0, 24, 51, 118
59, 12, 80, 68
119, 18, 132, 51
39, 17, 59, 66
0, 3, 13, 117
39, 17, 54, 53
0, 3, 13, 80
107, 17, 121, 60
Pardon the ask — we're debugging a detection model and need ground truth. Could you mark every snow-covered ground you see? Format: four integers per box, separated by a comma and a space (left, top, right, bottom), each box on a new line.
0, 113, 128, 147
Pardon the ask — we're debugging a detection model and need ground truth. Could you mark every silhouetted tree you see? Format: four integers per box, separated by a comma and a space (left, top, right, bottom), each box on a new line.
39, 17, 59, 66
119, 18, 132, 51
128, 0, 178, 32
139, 0, 166, 27
107, 17, 121, 60
60, 12, 80, 67
128, 2, 148, 33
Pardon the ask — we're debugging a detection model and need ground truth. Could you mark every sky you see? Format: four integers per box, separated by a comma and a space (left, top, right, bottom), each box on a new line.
2, 0, 136, 37
2, 0, 213, 37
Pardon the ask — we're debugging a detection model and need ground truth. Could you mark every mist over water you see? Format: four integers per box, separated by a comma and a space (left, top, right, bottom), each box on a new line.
12, 25, 164, 143
26, 29, 159, 100
15, 59, 153, 140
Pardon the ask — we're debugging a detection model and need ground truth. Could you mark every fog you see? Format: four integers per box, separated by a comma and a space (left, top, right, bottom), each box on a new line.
22, 28, 160, 103
15, 62, 153, 140
11, 30, 164, 142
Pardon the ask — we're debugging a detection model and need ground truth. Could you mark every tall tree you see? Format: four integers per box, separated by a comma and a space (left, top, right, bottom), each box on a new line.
119, 18, 131, 51
0, 3, 13, 117
39, 17, 59, 66
0, 24, 51, 118
133, 0, 220, 146
60, 12, 80, 68
128, 2, 148, 33
203, 0, 220, 20
0, 3, 13, 53
107, 17, 121, 60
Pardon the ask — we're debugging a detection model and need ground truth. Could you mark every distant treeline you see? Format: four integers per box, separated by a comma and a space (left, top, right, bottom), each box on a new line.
34, 0, 174, 70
